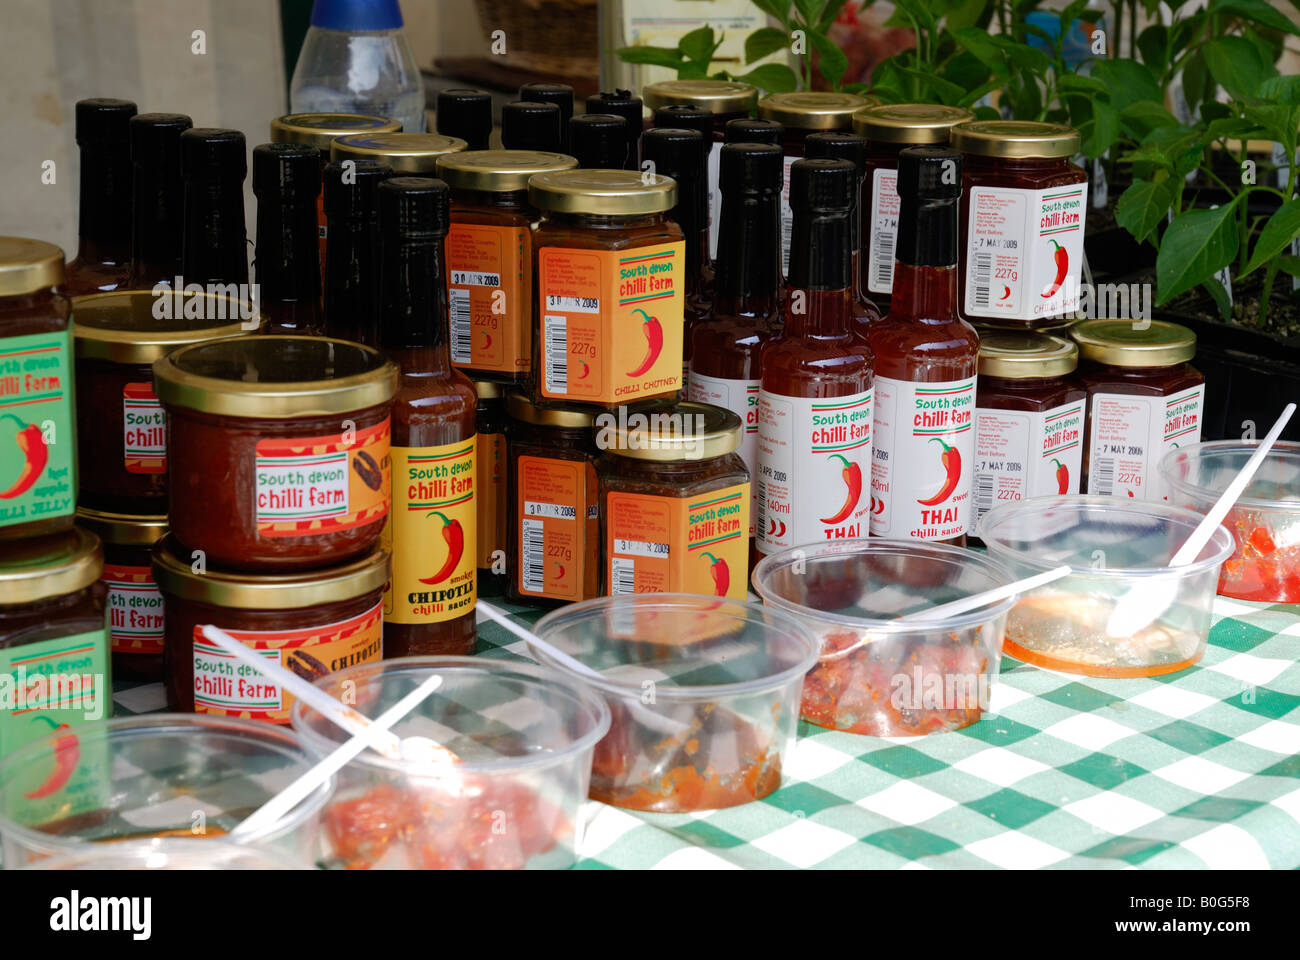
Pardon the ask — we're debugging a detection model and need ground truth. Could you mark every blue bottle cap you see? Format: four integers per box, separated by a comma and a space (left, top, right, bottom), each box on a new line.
310, 0, 404, 31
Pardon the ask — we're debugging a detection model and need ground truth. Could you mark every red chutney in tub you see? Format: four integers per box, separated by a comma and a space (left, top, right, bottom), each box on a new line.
152, 335, 397, 571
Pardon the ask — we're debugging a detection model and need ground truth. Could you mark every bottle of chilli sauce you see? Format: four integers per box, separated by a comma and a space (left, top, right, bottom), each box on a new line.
377, 177, 478, 657
756, 159, 875, 557
688, 141, 784, 567
866, 148, 979, 545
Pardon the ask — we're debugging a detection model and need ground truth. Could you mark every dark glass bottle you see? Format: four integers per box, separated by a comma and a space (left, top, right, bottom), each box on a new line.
323, 158, 391, 345
252, 142, 322, 334
586, 90, 643, 170
436, 89, 492, 151
377, 177, 478, 657
180, 128, 249, 288
866, 147, 979, 545
127, 113, 192, 290
500, 100, 562, 152
688, 142, 784, 567
569, 114, 628, 169
518, 82, 574, 154
756, 158, 875, 557
66, 98, 137, 296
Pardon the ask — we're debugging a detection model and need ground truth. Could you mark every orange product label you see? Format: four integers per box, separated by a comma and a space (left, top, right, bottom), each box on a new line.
254, 418, 390, 538
384, 441, 477, 624
191, 602, 383, 724
447, 221, 531, 373
605, 483, 749, 598
516, 455, 597, 601
123, 382, 166, 474
537, 241, 684, 404
476, 431, 506, 568
104, 562, 165, 655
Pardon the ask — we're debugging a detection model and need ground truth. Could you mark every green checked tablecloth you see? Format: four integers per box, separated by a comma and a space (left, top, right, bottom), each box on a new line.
111, 594, 1300, 869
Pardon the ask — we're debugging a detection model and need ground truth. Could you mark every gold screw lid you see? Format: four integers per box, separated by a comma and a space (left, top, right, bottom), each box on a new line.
72, 290, 249, 364
330, 132, 467, 173
949, 120, 1081, 159
0, 529, 103, 605
529, 168, 677, 216
600, 401, 742, 461
438, 149, 578, 192
153, 335, 398, 419
1071, 319, 1197, 367
642, 80, 758, 114
271, 112, 402, 151
506, 391, 595, 428
76, 507, 168, 548
474, 380, 503, 400
0, 237, 66, 297
152, 535, 389, 609
978, 331, 1078, 379
852, 103, 976, 143
757, 92, 878, 130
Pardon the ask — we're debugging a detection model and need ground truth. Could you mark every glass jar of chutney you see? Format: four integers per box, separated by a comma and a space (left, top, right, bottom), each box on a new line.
475, 380, 508, 596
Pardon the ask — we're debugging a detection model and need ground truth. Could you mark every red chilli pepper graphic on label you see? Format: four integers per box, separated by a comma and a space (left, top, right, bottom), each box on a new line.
820, 454, 863, 524
1050, 458, 1069, 495
554, 559, 566, 580
24, 716, 79, 799
1041, 240, 1067, 298
626, 308, 663, 377
419, 511, 465, 585
0, 414, 49, 500
917, 437, 961, 506
700, 552, 729, 597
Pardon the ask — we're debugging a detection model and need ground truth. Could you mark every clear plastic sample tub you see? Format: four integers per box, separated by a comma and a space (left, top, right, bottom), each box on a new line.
531, 595, 818, 812
21, 836, 308, 869
1161, 440, 1300, 602
979, 495, 1234, 676
752, 539, 1015, 736
292, 657, 610, 869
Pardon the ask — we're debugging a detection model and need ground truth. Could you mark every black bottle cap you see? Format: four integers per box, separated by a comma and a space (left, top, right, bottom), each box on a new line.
379, 176, 449, 240
436, 88, 493, 151
519, 82, 574, 150
719, 141, 783, 195
75, 98, 137, 147
569, 114, 629, 169
324, 159, 392, 219
587, 90, 643, 169
500, 100, 562, 152
653, 105, 712, 137
181, 128, 247, 182
723, 118, 784, 145
788, 158, 855, 289
789, 157, 856, 213
895, 146, 961, 268
803, 132, 867, 176
129, 113, 193, 165
252, 142, 321, 199
640, 127, 704, 181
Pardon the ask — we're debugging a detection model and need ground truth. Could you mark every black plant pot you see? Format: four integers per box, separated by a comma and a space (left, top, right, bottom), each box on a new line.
1084, 225, 1155, 284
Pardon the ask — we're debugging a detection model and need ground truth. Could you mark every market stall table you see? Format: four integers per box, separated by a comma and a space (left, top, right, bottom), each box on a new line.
108, 594, 1300, 869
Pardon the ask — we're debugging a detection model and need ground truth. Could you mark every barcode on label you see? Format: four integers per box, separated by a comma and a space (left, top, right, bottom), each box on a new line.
871, 223, 895, 291
522, 518, 544, 594
974, 472, 994, 526
544, 314, 567, 394
972, 252, 992, 308
449, 288, 471, 364
780, 211, 792, 274
1093, 458, 1115, 497
545, 295, 599, 313
613, 539, 669, 558
451, 270, 500, 287
525, 501, 575, 519
610, 557, 636, 595
755, 480, 767, 545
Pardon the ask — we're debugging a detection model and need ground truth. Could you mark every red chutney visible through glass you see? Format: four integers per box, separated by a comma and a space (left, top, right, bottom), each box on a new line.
977, 372, 1083, 413
75, 356, 167, 512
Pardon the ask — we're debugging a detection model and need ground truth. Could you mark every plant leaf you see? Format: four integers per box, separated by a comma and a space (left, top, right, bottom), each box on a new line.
793, 0, 831, 28
954, 28, 1011, 76
1243, 199, 1300, 278
809, 29, 849, 88
1137, 25, 1168, 72
944, 0, 989, 33
728, 63, 799, 94
1259, 76, 1300, 107
1120, 101, 1179, 140
1156, 202, 1242, 305
991, 35, 1052, 72
1090, 58, 1162, 112
679, 26, 718, 63
1116, 177, 1178, 244
1181, 48, 1210, 113
1276, 256, 1300, 279
1081, 99, 1121, 158
942, 50, 993, 91
900, 66, 966, 104
616, 45, 684, 69
1203, 276, 1233, 319
1201, 35, 1277, 100
745, 26, 790, 64
890, 0, 940, 36
1211, 0, 1300, 37
751, 0, 793, 26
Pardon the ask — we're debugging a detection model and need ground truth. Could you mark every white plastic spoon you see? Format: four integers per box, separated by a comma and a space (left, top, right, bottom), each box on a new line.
199, 625, 456, 763
227, 673, 447, 842
1105, 402, 1297, 639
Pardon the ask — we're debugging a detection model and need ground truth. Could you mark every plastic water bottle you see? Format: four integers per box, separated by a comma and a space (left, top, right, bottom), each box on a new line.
290, 0, 426, 134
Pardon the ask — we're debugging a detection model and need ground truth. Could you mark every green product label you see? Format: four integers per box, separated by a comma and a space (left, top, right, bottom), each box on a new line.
0, 329, 76, 529
0, 629, 110, 831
